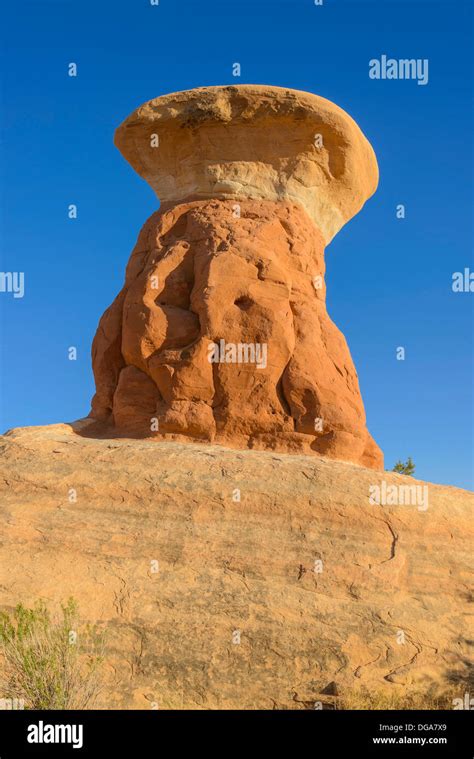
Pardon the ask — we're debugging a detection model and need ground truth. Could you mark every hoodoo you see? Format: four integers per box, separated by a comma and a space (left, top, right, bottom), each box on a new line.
90, 85, 383, 469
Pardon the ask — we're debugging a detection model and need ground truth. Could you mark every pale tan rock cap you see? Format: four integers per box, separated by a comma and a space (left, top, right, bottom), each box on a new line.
114, 85, 378, 243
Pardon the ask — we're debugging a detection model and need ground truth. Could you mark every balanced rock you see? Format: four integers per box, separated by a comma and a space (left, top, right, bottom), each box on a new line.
91, 85, 383, 469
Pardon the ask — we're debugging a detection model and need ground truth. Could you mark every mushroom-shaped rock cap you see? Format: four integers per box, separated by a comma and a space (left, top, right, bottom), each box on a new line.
115, 85, 378, 244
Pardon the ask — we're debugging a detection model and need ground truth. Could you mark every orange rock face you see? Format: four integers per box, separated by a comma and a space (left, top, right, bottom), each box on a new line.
1, 422, 472, 708
91, 198, 382, 468
91, 86, 383, 469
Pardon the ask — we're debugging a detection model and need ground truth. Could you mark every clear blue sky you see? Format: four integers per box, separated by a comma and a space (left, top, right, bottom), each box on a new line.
0, 0, 472, 489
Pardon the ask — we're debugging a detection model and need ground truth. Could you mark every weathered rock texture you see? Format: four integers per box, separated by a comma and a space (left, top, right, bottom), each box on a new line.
91, 87, 382, 470
0, 421, 472, 709
113, 85, 378, 244
90, 86, 382, 469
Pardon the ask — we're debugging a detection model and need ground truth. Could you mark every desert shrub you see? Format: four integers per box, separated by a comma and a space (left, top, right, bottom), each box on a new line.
0, 598, 105, 710
392, 456, 415, 476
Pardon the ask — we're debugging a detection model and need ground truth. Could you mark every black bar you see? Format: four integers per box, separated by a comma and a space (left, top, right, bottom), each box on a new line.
0, 709, 472, 757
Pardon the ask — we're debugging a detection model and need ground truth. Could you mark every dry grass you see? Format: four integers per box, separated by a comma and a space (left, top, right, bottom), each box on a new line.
329, 686, 461, 710
0, 598, 105, 710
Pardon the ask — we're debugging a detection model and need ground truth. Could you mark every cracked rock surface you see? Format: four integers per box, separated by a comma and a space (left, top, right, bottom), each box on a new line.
0, 422, 471, 708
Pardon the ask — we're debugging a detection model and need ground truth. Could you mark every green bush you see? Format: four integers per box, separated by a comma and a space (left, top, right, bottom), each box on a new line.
392, 456, 415, 476
0, 598, 104, 710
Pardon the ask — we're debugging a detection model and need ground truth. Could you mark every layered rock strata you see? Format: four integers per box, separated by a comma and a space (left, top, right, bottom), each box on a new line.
91, 85, 382, 469
0, 422, 472, 709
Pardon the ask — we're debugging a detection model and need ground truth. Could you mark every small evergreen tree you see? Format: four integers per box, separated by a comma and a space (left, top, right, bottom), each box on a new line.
392, 456, 415, 476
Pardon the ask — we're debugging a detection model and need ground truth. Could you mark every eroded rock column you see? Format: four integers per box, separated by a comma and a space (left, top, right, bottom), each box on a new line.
90, 85, 383, 470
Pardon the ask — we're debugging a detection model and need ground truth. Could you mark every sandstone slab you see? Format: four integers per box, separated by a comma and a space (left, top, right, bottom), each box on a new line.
0, 422, 471, 709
